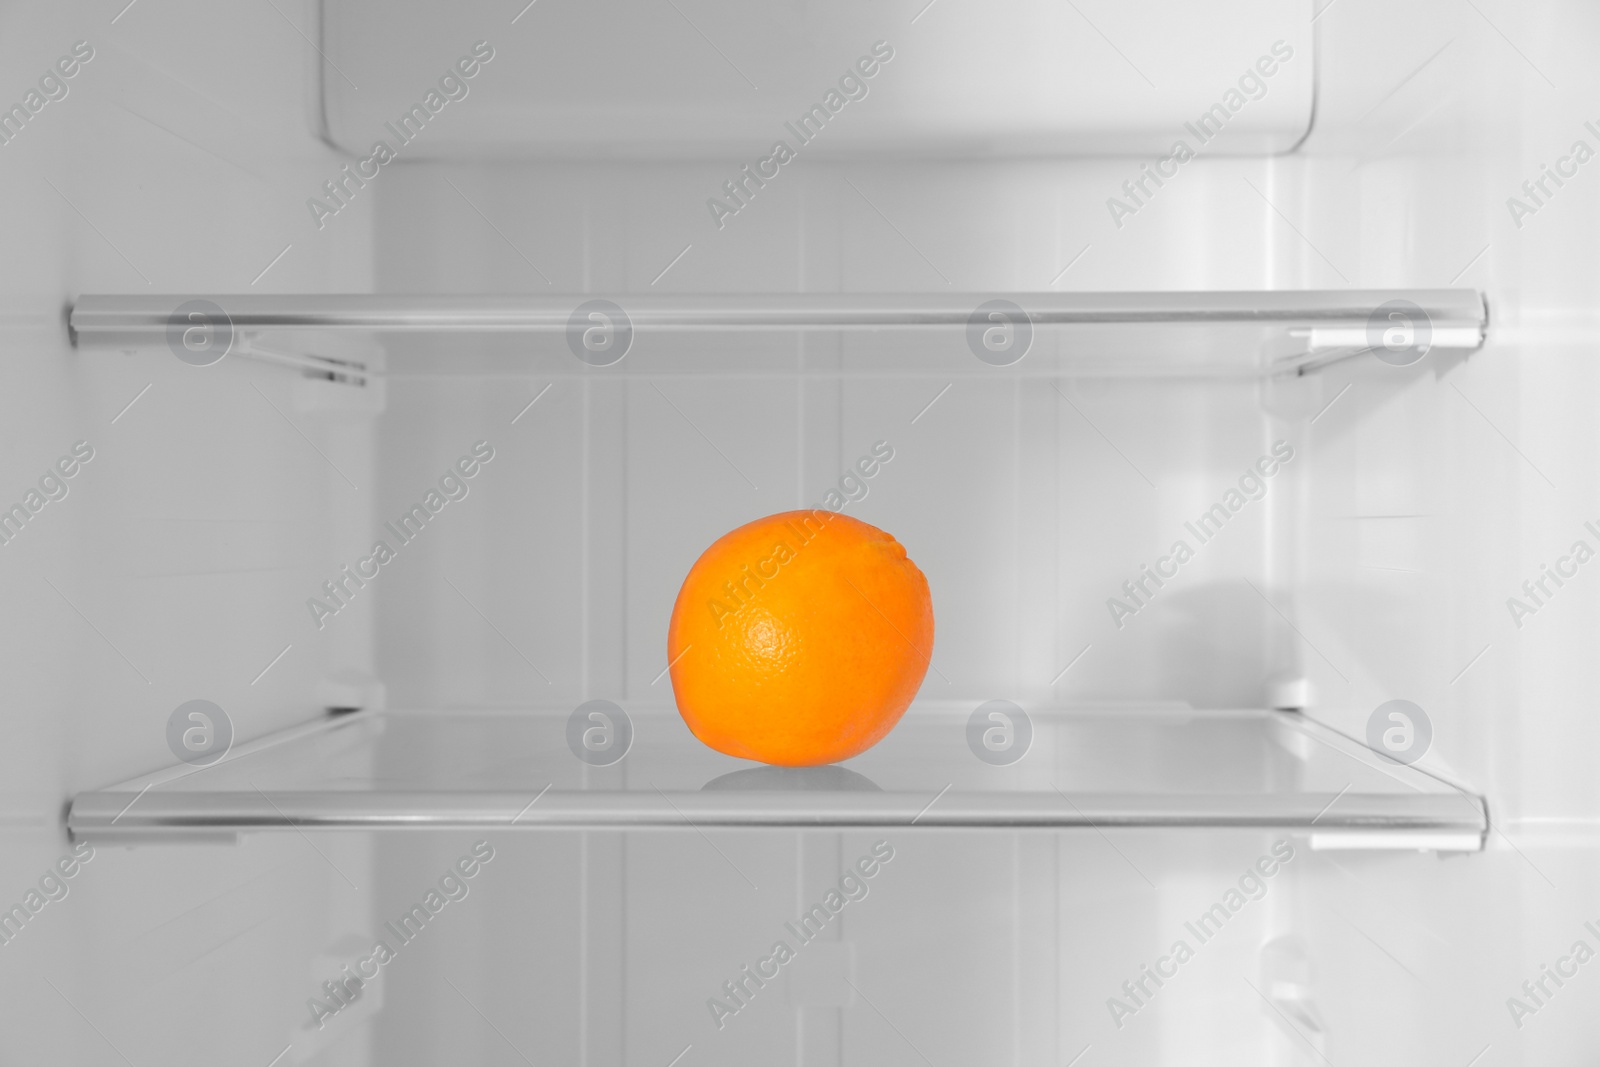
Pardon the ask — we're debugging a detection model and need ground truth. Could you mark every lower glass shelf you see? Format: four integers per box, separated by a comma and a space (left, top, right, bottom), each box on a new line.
67, 704, 1487, 850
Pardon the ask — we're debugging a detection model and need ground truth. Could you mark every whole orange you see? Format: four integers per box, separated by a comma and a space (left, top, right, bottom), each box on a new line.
667, 510, 934, 767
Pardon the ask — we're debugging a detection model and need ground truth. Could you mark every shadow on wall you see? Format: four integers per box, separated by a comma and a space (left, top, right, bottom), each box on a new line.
1140, 581, 1285, 708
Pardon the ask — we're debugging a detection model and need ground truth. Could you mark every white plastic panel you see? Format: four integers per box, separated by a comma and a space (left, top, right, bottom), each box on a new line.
320, 0, 1314, 158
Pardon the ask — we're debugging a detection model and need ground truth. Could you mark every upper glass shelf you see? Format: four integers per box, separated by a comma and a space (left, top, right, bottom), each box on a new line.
67, 705, 1487, 851
67, 290, 1486, 379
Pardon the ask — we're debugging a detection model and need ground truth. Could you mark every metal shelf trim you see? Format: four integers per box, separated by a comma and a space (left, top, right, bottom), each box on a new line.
69, 290, 1488, 338
68, 789, 1487, 837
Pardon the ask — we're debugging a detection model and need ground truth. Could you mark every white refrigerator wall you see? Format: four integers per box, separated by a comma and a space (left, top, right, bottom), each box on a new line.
0, 1, 377, 1065
3, 0, 1600, 1065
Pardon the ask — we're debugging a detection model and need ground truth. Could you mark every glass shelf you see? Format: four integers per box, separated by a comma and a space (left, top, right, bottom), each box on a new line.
67, 290, 1486, 378
68, 705, 1487, 850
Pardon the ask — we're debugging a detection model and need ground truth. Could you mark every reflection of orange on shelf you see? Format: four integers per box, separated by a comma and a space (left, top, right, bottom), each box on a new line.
667, 510, 934, 767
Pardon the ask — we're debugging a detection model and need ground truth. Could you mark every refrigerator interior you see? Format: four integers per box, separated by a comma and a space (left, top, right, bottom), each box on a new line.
3, 0, 1600, 1065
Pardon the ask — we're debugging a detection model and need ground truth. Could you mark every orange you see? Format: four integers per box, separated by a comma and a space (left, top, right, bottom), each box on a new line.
667, 510, 934, 767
